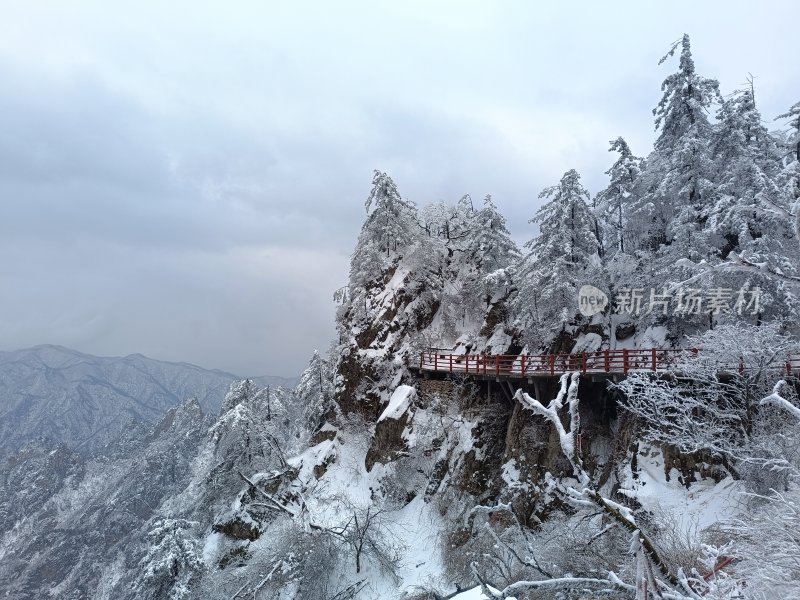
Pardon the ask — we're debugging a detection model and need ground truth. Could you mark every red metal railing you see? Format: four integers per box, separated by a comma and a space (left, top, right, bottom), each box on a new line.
417, 349, 800, 378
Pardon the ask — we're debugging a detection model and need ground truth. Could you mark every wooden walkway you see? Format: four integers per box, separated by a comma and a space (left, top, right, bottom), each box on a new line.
416, 348, 800, 380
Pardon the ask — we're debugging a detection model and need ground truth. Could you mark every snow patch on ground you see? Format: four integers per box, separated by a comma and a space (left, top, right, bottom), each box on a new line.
637, 325, 670, 349
620, 445, 742, 532
292, 423, 452, 599
391, 496, 446, 592
202, 532, 222, 565
378, 385, 416, 422
573, 332, 603, 352
450, 584, 502, 599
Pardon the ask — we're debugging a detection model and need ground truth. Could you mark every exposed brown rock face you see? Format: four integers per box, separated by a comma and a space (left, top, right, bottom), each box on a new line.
336, 349, 382, 419
213, 517, 261, 541
616, 322, 636, 340
365, 409, 411, 471
479, 291, 515, 343
549, 330, 578, 354
309, 426, 337, 445
334, 263, 439, 421
416, 378, 455, 399
660, 445, 725, 487
499, 377, 627, 519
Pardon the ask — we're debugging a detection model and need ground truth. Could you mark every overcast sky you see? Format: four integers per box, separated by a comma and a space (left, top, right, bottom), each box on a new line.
1, 1, 797, 377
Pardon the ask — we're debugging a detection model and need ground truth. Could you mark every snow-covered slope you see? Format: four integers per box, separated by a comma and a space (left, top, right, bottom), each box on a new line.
0, 399, 210, 599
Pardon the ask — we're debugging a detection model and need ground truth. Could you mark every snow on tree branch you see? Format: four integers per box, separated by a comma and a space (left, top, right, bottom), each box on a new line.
760, 380, 800, 422
514, 372, 587, 486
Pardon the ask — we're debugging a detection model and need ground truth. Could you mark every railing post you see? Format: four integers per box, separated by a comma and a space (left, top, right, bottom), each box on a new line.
419, 352, 423, 370
449, 354, 453, 373
604, 350, 610, 372
434, 353, 438, 372
495, 355, 500, 376
623, 348, 629, 374
465, 354, 469, 374
521, 354, 526, 376
582, 352, 587, 374
652, 348, 657, 372
549, 354, 555, 377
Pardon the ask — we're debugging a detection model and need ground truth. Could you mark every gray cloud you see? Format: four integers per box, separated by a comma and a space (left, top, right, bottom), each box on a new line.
0, 1, 798, 376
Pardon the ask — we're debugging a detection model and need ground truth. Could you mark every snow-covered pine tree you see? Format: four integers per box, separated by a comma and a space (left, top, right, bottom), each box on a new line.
663, 92, 800, 329
347, 170, 421, 316
660, 97, 800, 316
594, 137, 643, 257
360, 170, 418, 254
776, 100, 800, 225
292, 349, 334, 438
416, 195, 477, 343
420, 194, 473, 241
763, 100, 800, 324
452, 193, 476, 242
135, 519, 205, 600
420, 200, 450, 239
457, 194, 520, 309
432, 194, 521, 350
708, 86, 785, 262
516, 169, 600, 346
778, 100, 800, 165
704, 86, 800, 329
208, 380, 289, 490
632, 34, 720, 258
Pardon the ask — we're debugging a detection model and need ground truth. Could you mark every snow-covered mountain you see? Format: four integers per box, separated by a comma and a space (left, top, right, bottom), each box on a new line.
0, 371, 329, 600
0, 344, 296, 459
0, 399, 211, 599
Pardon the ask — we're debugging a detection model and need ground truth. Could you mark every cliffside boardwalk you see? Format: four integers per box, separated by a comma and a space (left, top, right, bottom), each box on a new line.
416, 348, 800, 380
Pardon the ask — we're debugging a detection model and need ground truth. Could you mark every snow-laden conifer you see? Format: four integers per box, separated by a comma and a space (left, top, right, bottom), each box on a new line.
516, 169, 599, 344
291, 349, 334, 437
135, 519, 205, 600
594, 137, 643, 257
454, 194, 520, 312
632, 34, 720, 257
709, 87, 784, 260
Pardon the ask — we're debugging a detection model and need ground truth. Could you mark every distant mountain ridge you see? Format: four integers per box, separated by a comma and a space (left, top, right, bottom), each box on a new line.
0, 344, 297, 458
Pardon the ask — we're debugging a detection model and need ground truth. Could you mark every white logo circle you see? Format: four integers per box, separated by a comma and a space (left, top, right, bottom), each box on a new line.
577, 285, 608, 317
